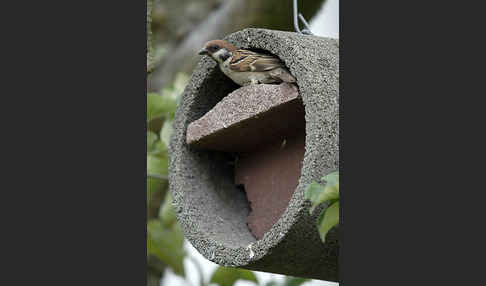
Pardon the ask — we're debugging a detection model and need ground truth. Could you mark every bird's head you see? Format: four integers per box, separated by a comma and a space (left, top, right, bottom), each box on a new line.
198, 40, 237, 63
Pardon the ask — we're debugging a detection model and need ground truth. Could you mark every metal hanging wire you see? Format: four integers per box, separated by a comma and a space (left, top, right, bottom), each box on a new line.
293, 0, 313, 35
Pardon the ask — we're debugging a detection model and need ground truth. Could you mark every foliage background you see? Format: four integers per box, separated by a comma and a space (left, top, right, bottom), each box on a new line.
147, 1, 339, 285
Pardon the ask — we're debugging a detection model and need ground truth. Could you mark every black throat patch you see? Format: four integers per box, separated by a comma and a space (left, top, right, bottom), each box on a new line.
218, 51, 231, 62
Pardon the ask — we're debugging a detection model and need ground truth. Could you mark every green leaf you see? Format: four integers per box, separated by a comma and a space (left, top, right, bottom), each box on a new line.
147, 176, 164, 205
317, 201, 339, 243
283, 276, 310, 286
159, 193, 176, 227
149, 139, 168, 158
162, 73, 189, 101
147, 93, 177, 123
322, 171, 339, 185
173, 73, 189, 95
305, 171, 339, 214
305, 182, 325, 213
147, 219, 186, 276
323, 171, 339, 199
160, 120, 173, 149
210, 266, 258, 286
147, 154, 168, 177
147, 131, 158, 153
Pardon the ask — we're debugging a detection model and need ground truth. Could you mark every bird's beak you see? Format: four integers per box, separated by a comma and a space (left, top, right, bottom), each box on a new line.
198, 48, 208, 55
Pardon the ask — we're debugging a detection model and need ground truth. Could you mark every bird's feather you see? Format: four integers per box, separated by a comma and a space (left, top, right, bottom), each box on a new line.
229, 50, 284, 72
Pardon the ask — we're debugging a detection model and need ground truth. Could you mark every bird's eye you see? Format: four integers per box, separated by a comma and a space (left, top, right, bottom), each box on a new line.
209, 45, 218, 52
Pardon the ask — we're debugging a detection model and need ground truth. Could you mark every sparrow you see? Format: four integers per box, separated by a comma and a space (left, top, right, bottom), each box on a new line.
198, 40, 296, 86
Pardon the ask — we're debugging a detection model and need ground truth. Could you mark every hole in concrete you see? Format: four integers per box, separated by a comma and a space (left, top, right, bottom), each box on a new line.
196, 48, 294, 104
246, 47, 294, 76
184, 55, 305, 247
235, 127, 306, 240
247, 47, 274, 56
184, 70, 254, 248
235, 183, 246, 194
235, 183, 252, 227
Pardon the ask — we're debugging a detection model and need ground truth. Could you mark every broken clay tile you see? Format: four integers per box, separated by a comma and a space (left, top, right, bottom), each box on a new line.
186, 83, 304, 152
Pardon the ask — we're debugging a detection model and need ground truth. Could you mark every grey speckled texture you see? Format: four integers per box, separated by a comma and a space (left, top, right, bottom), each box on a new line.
169, 28, 339, 281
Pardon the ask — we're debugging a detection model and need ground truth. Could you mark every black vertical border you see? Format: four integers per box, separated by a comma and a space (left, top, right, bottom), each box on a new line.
6, 0, 150, 284
341, 0, 484, 285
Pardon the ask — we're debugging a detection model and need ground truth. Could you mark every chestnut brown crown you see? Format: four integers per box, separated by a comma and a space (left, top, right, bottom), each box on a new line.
198, 40, 237, 56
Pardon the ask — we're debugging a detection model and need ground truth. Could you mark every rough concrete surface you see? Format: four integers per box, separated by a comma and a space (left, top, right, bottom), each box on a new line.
169, 28, 339, 281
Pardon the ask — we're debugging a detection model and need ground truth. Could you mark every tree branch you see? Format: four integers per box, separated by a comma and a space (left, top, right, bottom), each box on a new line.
148, 0, 325, 91
147, 0, 154, 73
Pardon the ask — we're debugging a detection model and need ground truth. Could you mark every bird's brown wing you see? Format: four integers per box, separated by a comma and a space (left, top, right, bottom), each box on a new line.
229, 50, 284, 72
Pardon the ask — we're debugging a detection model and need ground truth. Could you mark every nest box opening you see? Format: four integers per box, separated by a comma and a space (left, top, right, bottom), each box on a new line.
187, 78, 305, 240
180, 68, 256, 248
198, 46, 293, 103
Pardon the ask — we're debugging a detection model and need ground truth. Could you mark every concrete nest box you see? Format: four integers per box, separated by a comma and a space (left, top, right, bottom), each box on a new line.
169, 28, 339, 281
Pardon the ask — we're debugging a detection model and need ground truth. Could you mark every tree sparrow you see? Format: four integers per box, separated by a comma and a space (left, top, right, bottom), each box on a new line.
198, 40, 296, 86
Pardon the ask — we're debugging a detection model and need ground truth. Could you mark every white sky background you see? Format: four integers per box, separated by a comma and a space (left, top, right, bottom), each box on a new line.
161, 241, 339, 286
162, 1, 339, 285
310, 0, 339, 39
